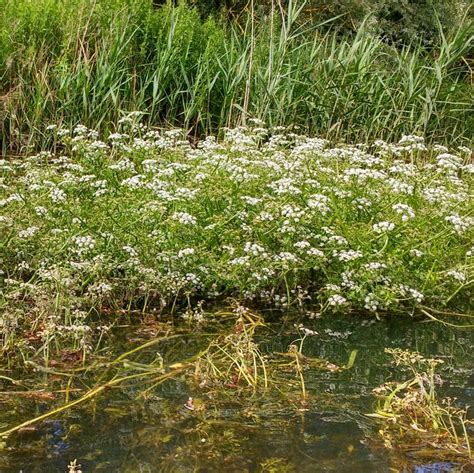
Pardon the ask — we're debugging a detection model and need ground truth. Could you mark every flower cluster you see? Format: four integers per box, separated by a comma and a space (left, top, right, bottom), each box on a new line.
1, 120, 472, 351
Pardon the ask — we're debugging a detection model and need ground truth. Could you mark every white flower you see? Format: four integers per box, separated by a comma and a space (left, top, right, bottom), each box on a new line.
109, 132, 128, 141
172, 212, 197, 225
392, 203, 415, 221
73, 124, 88, 136
398, 134, 424, 145
328, 235, 348, 246
295, 324, 318, 336
281, 205, 305, 221
244, 242, 267, 257
255, 211, 274, 222
327, 294, 347, 306
35, 206, 48, 217
241, 196, 262, 206
122, 246, 138, 257
364, 262, 387, 271
364, 293, 381, 312
333, 250, 363, 262
307, 194, 331, 215
341, 270, 356, 289
410, 249, 423, 258
18, 226, 39, 239
372, 221, 395, 233
267, 177, 301, 195
121, 175, 144, 189
178, 248, 195, 258
50, 187, 66, 203
398, 285, 424, 303
229, 256, 250, 267
436, 153, 462, 171
445, 214, 472, 235
307, 248, 324, 257
73, 235, 96, 254
352, 197, 372, 209
274, 252, 298, 263
109, 158, 136, 172
92, 282, 113, 295
388, 178, 414, 195
446, 270, 466, 283
294, 240, 311, 249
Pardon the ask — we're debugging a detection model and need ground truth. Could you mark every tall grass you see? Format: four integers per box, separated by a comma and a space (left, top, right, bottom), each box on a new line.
0, 0, 472, 153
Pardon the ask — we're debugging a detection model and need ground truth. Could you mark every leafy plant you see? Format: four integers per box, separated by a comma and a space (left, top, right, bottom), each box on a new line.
369, 348, 473, 459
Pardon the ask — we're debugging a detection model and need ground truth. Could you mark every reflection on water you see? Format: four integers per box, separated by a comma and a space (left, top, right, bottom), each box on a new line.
0, 314, 473, 472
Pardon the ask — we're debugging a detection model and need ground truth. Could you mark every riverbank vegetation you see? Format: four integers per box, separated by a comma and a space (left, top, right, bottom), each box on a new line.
1, 120, 472, 361
0, 1, 473, 467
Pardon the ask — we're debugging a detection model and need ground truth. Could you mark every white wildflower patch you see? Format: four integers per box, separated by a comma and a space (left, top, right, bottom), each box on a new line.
123, 246, 138, 258
73, 235, 96, 255
1, 122, 472, 323
294, 240, 311, 249
436, 153, 463, 171
274, 252, 299, 265
364, 293, 380, 312
18, 226, 39, 239
178, 248, 195, 258
392, 203, 415, 221
398, 285, 424, 303
372, 221, 395, 234
333, 250, 363, 262
307, 194, 331, 215
352, 197, 372, 209
244, 242, 267, 257
50, 187, 66, 203
445, 214, 473, 235
388, 178, 414, 195
267, 177, 301, 195
327, 295, 347, 307
121, 175, 144, 189
172, 212, 197, 225
307, 248, 325, 258
364, 262, 387, 271
446, 270, 466, 283
241, 196, 262, 206
229, 256, 250, 267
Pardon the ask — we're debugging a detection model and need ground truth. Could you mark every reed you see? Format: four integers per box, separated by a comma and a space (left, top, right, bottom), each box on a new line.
1, 0, 472, 153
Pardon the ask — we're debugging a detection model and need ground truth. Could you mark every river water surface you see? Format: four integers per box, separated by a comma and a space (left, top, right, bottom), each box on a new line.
0, 313, 473, 472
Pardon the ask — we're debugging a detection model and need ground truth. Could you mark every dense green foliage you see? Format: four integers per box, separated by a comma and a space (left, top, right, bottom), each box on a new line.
1, 120, 472, 357
0, 0, 472, 152
199, 0, 472, 47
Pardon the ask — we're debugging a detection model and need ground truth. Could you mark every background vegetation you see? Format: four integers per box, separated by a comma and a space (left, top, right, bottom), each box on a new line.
0, 0, 472, 153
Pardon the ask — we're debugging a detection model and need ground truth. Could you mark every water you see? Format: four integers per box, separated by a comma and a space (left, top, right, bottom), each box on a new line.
0, 314, 473, 472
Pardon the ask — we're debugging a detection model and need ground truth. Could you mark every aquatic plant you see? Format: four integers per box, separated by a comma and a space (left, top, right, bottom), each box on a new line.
1, 118, 472, 360
0, 307, 338, 438
369, 348, 473, 459
194, 306, 269, 391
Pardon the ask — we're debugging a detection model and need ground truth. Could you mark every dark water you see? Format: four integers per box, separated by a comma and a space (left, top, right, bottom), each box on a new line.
0, 314, 473, 472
